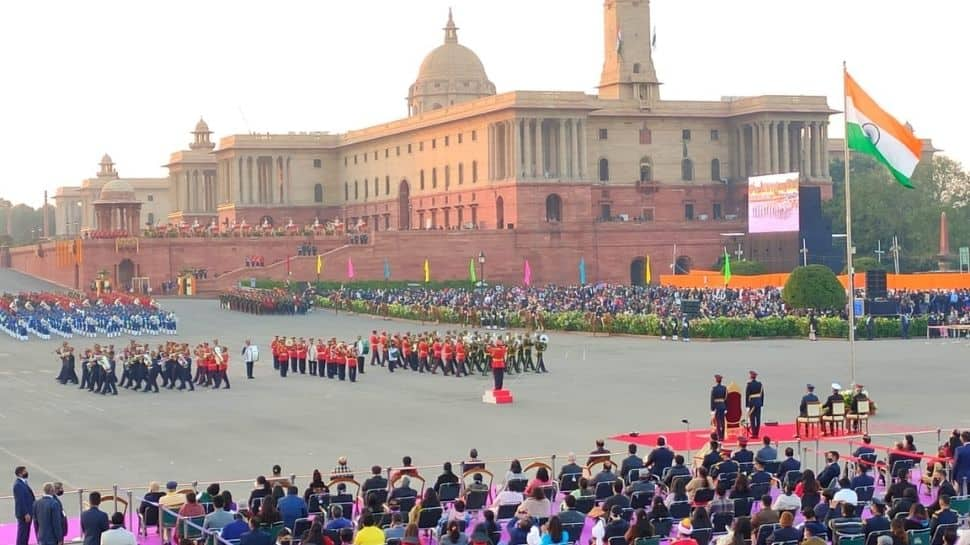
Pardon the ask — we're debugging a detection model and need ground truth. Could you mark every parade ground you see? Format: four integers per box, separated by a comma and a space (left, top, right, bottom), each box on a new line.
0, 269, 968, 520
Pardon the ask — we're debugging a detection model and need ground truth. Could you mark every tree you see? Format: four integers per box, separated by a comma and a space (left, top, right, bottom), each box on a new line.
782, 265, 846, 311
849, 256, 884, 273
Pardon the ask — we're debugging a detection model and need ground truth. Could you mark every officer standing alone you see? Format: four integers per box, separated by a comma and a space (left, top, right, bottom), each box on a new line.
745, 370, 765, 438
711, 374, 727, 441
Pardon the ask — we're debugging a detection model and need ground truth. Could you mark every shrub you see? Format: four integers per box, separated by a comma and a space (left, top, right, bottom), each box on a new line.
782, 265, 846, 311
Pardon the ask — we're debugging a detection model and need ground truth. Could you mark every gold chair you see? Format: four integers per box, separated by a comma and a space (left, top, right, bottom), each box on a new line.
796, 402, 822, 437
845, 399, 871, 434
821, 400, 846, 435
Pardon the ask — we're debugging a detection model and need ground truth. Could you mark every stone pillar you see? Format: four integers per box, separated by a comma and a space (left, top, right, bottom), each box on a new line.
800, 123, 810, 178
522, 119, 533, 178
759, 122, 770, 175
767, 121, 776, 174
780, 121, 790, 173
821, 122, 830, 177
508, 119, 518, 179
558, 119, 568, 177
738, 125, 747, 178
488, 124, 494, 181
810, 122, 819, 177
571, 119, 580, 179
536, 117, 546, 178
577, 119, 587, 178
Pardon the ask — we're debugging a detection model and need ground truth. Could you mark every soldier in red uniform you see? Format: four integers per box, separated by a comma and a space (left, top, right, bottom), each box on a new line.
431, 336, 443, 374
345, 343, 358, 383
212, 345, 230, 389
402, 336, 413, 371
276, 339, 289, 378
441, 338, 454, 376
455, 338, 468, 377
316, 340, 327, 380
296, 338, 308, 374
287, 339, 298, 374
369, 330, 380, 366
379, 332, 389, 367
271, 335, 281, 371
488, 339, 507, 390
418, 336, 430, 373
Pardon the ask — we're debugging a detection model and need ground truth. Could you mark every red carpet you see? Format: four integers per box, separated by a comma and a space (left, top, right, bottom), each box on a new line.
611, 421, 926, 452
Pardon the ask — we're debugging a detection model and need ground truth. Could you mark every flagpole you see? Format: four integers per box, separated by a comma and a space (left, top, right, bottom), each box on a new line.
842, 60, 857, 386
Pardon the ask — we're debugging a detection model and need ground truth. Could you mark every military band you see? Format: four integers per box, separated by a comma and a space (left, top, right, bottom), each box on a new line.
56, 339, 228, 395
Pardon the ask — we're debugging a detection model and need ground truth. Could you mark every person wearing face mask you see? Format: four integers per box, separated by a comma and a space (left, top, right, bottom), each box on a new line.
13, 466, 35, 545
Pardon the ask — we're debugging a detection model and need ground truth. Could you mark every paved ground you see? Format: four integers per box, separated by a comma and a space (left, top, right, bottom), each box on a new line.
0, 268, 967, 520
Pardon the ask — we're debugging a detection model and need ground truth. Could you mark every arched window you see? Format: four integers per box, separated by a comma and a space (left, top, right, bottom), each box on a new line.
598, 158, 610, 182
354, 180, 359, 200
710, 158, 721, 181
681, 159, 694, 181
639, 157, 653, 182
420, 170, 425, 190
545, 194, 563, 223
314, 183, 323, 203
344, 182, 348, 201
472, 161, 478, 183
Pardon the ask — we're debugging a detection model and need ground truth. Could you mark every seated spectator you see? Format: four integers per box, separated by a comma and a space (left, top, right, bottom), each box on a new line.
715, 516, 752, 545
384, 513, 406, 540
257, 494, 282, 525
521, 486, 551, 519
664, 455, 692, 487
795, 469, 821, 498
691, 506, 712, 532
491, 483, 524, 514
770, 512, 801, 543
304, 470, 329, 503
730, 473, 752, 500
594, 462, 618, 486
686, 466, 713, 502
591, 505, 629, 545
390, 477, 418, 501
464, 449, 485, 473
159, 480, 187, 513
203, 495, 234, 532
828, 502, 863, 543
648, 496, 669, 524
440, 520, 469, 545
220, 513, 250, 542
800, 507, 827, 541
773, 483, 802, 512
802, 522, 827, 545
540, 516, 570, 545
326, 505, 353, 531
756, 437, 778, 463
464, 473, 490, 499
850, 465, 875, 491
434, 462, 460, 493
557, 495, 585, 525
777, 447, 801, 479
557, 453, 583, 484
507, 514, 533, 545
670, 519, 699, 545
469, 523, 492, 545
277, 486, 308, 533
504, 459, 527, 488
402, 523, 420, 545
751, 495, 779, 534
199, 483, 221, 505
390, 456, 418, 484
221, 490, 238, 513
666, 476, 689, 508
889, 488, 918, 519
589, 440, 612, 466
409, 488, 440, 522
100, 512, 135, 545
354, 513, 386, 545
620, 444, 645, 484
525, 467, 553, 496
339, 527, 354, 545
239, 516, 272, 545
624, 509, 654, 543
904, 503, 929, 531
625, 470, 657, 499
889, 518, 908, 545
139, 482, 164, 523
930, 495, 959, 544
602, 479, 631, 514
249, 476, 272, 511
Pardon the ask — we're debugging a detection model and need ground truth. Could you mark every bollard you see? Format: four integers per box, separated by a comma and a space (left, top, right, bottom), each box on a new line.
113, 484, 118, 514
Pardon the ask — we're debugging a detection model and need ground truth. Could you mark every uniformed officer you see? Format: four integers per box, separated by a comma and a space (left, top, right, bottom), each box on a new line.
821, 383, 843, 435
745, 370, 765, 438
799, 384, 819, 417
143, 356, 161, 393
711, 374, 727, 440
850, 384, 869, 432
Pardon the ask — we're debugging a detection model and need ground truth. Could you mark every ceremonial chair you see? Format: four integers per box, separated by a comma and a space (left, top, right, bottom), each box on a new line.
437, 482, 460, 503
461, 468, 494, 502
796, 402, 822, 437
95, 495, 128, 516
845, 400, 871, 434
138, 501, 160, 537
524, 461, 553, 477
865, 531, 892, 545
725, 382, 745, 439
496, 502, 520, 523
821, 400, 847, 435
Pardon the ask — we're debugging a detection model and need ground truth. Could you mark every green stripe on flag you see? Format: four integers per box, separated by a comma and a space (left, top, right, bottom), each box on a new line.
846, 122, 914, 189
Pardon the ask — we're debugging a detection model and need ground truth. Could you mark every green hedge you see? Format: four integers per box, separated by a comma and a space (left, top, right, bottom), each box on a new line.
315, 296, 927, 340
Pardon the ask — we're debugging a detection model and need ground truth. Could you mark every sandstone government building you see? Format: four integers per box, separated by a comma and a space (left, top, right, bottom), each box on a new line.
11, 1, 899, 291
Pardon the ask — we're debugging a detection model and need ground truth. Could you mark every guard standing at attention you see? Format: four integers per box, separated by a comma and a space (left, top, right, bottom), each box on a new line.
799, 384, 818, 417
488, 339, 507, 390
711, 374, 727, 441
745, 370, 765, 438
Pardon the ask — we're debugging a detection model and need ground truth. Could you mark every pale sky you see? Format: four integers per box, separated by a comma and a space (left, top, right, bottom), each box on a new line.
1, 0, 966, 207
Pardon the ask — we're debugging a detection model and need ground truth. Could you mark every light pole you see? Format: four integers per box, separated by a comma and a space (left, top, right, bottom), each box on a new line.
478, 251, 486, 286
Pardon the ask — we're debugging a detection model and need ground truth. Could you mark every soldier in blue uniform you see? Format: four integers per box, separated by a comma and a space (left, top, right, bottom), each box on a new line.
799, 384, 819, 417
711, 374, 727, 440
745, 370, 764, 438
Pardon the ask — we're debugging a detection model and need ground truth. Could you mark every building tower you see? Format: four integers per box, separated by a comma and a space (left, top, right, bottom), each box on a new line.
598, 0, 661, 104
190, 117, 215, 150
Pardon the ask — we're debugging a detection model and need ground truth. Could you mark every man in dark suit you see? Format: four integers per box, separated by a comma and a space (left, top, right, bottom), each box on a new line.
702, 442, 722, 470
749, 460, 772, 486
33, 482, 64, 545
799, 384, 819, 417
13, 466, 35, 545
745, 370, 764, 438
646, 437, 675, 478
619, 444, 644, 484
930, 495, 959, 545
711, 375, 727, 440
852, 435, 876, 470
777, 447, 801, 479
732, 437, 754, 465
863, 500, 891, 539
663, 455, 691, 487
953, 431, 970, 495
239, 516, 273, 545
362, 465, 388, 493
821, 384, 844, 435
711, 449, 739, 482
80, 491, 109, 545
817, 451, 841, 488
557, 453, 584, 490
557, 495, 586, 525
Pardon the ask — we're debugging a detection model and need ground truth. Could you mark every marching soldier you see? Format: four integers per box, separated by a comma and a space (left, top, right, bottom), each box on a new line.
536, 334, 548, 373
745, 370, 765, 438
177, 345, 195, 391
143, 354, 161, 393
711, 374, 727, 441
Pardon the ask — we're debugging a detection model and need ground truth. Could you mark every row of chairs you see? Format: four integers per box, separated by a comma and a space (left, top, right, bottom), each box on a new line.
796, 400, 871, 436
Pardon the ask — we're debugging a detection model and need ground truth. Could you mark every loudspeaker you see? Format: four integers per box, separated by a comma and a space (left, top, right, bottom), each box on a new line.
680, 300, 701, 317
866, 270, 888, 299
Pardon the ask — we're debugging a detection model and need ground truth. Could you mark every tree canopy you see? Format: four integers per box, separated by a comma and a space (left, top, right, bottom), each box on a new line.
782, 264, 847, 310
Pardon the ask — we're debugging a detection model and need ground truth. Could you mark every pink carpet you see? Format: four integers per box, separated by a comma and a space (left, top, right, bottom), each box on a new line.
0, 515, 166, 545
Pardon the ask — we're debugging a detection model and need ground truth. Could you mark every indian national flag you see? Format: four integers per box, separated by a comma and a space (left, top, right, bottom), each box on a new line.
844, 70, 920, 188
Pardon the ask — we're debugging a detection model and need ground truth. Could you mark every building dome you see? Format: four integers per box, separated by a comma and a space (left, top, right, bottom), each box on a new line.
194, 117, 210, 133
97, 179, 137, 202
408, 10, 495, 116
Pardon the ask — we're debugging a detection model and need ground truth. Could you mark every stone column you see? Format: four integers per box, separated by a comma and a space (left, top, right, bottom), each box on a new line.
571, 119, 580, 179
558, 119, 568, 177
768, 121, 777, 174
780, 121, 790, 173
509, 119, 518, 179
738, 125, 747, 178
577, 119, 587, 179
821, 122, 830, 177
760, 122, 770, 175
522, 119, 533, 178
810, 122, 819, 177
488, 124, 494, 181
536, 117, 546, 178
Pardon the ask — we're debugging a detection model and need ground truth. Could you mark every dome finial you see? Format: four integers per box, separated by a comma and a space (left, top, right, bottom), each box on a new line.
444, 7, 458, 44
